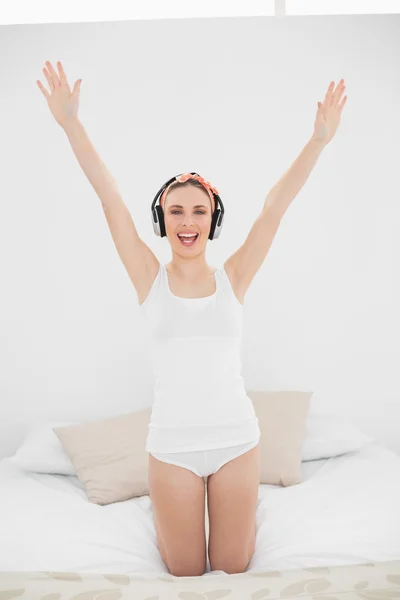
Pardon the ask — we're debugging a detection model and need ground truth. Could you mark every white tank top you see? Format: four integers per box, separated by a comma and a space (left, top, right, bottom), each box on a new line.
139, 263, 260, 453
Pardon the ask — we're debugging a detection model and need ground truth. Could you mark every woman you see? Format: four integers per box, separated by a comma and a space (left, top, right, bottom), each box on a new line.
37, 61, 347, 577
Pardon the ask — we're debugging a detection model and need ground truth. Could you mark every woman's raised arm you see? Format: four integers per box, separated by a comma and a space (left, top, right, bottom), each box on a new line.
37, 60, 159, 300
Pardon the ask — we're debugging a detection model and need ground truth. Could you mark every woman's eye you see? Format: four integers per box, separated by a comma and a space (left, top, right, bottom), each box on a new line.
171, 210, 205, 215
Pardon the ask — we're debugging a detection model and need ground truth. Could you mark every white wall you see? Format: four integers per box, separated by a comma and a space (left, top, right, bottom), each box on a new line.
1, 13, 399, 458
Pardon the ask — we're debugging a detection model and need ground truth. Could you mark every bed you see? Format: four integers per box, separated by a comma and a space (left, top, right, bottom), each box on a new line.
1, 441, 400, 598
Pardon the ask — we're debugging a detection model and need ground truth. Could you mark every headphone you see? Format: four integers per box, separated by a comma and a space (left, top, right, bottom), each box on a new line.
151, 172, 225, 240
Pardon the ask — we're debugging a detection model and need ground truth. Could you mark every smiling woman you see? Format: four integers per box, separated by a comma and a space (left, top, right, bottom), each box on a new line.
140, 172, 263, 576
159, 177, 217, 255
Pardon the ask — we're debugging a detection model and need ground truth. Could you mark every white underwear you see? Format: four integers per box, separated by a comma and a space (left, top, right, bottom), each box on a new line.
150, 436, 260, 480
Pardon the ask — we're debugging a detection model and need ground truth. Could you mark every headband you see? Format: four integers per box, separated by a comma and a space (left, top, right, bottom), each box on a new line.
160, 173, 219, 212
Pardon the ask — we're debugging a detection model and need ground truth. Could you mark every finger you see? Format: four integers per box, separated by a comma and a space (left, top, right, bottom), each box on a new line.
36, 79, 50, 99
338, 95, 347, 114
324, 81, 334, 107
57, 61, 71, 92
42, 67, 54, 92
72, 79, 82, 95
333, 79, 345, 106
45, 60, 61, 89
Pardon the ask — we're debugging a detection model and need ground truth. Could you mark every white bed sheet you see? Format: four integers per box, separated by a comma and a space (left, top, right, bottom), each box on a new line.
0, 442, 399, 576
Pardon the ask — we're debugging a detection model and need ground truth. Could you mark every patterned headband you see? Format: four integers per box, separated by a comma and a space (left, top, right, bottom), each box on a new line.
160, 173, 218, 212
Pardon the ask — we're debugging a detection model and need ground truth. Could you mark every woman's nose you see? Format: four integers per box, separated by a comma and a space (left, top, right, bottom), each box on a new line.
181, 217, 196, 226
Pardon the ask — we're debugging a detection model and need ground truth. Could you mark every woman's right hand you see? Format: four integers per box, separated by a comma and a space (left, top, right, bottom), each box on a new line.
37, 61, 82, 129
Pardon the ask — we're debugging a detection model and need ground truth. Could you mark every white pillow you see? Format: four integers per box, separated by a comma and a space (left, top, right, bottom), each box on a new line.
10, 414, 374, 475
10, 421, 79, 475
302, 413, 374, 461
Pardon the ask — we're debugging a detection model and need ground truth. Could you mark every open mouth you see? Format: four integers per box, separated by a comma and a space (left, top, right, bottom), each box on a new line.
177, 233, 199, 246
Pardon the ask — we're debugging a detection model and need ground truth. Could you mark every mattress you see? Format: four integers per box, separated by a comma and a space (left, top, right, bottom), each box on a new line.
1, 442, 399, 596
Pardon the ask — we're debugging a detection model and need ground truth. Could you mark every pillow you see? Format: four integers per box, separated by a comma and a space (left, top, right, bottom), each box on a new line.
10, 421, 79, 475
247, 390, 312, 486
302, 412, 374, 461
53, 391, 312, 504
53, 410, 150, 504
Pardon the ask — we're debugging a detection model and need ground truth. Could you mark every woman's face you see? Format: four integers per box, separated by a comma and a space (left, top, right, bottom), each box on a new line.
163, 186, 214, 253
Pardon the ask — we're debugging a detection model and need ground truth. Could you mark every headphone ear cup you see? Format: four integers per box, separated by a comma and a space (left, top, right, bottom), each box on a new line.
155, 205, 166, 237
209, 208, 221, 240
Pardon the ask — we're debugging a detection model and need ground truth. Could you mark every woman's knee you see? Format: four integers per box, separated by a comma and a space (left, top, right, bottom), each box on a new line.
210, 551, 250, 575
168, 553, 207, 577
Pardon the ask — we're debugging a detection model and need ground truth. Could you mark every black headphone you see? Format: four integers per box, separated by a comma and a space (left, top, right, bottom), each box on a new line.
151, 172, 225, 240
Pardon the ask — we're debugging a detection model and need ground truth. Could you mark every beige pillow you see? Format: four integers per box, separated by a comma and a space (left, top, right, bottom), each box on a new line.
54, 410, 151, 505
247, 390, 312, 486
53, 390, 312, 505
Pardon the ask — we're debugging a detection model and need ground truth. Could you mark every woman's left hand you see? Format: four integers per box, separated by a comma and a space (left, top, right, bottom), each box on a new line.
314, 79, 347, 146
